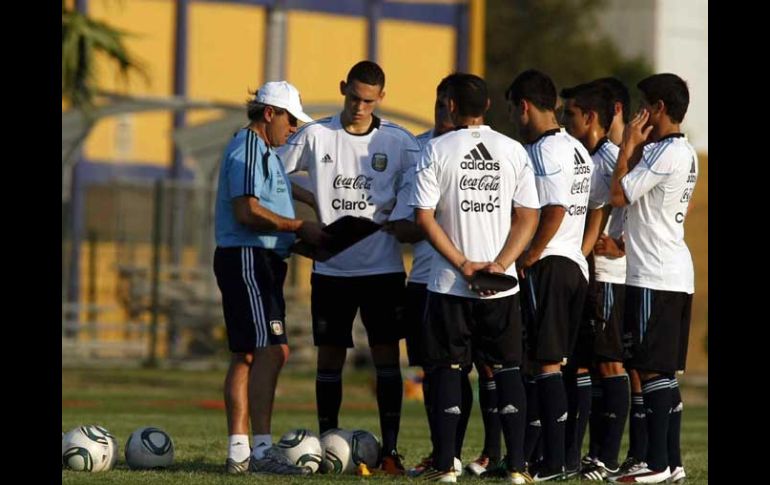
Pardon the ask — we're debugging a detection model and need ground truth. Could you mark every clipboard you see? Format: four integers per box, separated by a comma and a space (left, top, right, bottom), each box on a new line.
290, 216, 382, 262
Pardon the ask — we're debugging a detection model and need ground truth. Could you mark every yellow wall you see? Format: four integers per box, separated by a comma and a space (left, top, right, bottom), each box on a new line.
285, 11, 367, 103
379, 19, 455, 133
85, 0, 175, 165
188, 2, 267, 125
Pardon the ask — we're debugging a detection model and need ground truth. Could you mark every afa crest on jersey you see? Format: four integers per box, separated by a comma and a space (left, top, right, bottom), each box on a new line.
371, 153, 388, 172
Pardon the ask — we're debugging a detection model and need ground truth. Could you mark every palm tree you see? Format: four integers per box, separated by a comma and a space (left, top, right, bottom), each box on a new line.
61, 1, 146, 112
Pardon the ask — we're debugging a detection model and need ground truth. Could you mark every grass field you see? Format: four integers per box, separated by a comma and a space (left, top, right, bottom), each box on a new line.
62, 367, 707, 484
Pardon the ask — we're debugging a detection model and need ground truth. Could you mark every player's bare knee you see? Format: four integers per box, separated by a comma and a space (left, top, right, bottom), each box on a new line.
231, 352, 254, 366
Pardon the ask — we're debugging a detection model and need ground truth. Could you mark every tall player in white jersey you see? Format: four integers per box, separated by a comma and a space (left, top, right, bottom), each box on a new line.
561, 81, 630, 481
388, 75, 473, 477
608, 74, 697, 484
277, 61, 420, 474
412, 72, 539, 484
506, 69, 594, 482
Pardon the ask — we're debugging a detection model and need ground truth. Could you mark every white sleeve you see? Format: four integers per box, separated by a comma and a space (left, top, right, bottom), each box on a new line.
277, 128, 311, 173
389, 162, 416, 221
621, 143, 676, 205
512, 147, 540, 208
588, 159, 610, 209
411, 144, 441, 209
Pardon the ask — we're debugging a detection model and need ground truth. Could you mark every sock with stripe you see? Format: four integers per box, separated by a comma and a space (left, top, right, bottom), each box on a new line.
628, 392, 648, 461
316, 369, 342, 433
455, 366, 473, 458
494, 366, 527, 472
375, 365, 403, 454
588, 378, 604, 459
523, 377, 542, 465
433, 366, 462, 472
537, 371, 567, 473
667, 378, 683, 469
642, 375, 672, 472
478, 371, 502, 463
598, 374, 629, 469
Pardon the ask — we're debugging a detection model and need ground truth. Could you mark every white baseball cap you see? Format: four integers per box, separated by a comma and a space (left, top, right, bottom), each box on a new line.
255, 81, 313, 123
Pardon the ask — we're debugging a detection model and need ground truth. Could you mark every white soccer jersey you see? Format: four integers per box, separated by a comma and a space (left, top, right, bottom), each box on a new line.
620, 134, 698, 293
589, 138, 626, 284
389, 129, 435, 285
525, 128, 593, 280
411, 125, 540, 299
278, 114, 421, 276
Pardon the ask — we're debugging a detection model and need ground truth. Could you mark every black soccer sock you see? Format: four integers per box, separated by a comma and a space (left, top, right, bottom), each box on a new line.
562, 366, 580, 471
455, 366, 473, 458
598, 374, 629, 470
523, 377, 542, 465
537, 371, 568, 473
588, 378, 604, 459
667, 378, 683, 469
375, 365, 403, 454
628, 392, 648, 461
422, 367, 436, 455
566, 372, 591, 470
316, 368, 342, 433
642, 376, 672, 472
433, 366, 462, 471
494, 366, 527, 472
478, 371, 502, 463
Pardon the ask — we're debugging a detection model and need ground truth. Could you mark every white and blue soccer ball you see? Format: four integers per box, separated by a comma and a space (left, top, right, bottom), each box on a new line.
319, 428, 354, 474
62, 425, 117, 472
350, 429, 381, 468
275, 428, 323, 473
125, 426, 174, 469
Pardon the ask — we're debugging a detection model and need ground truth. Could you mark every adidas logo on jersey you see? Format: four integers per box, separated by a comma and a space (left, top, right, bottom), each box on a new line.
321, 154, 333, 163
573, 148, 591, 175
460, 142, 500, 171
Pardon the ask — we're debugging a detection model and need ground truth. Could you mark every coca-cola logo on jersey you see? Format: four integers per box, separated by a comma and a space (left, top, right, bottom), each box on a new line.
333, 175, 373, 190
570, 177, 590, 195
459, 174, 500, 191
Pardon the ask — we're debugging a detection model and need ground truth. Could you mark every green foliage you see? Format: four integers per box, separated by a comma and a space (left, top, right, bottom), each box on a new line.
485, 0, 654, 140
61, 3, 147, 111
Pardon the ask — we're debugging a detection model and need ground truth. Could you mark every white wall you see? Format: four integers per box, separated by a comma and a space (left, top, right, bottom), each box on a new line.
598, 0, 708, 153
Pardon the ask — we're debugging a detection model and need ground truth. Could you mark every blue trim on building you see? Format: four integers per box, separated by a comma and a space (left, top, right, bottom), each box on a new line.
454, 1, 468, 71
195, 0, 459, 26
367, 0, 381, 61
77, 160, 196, 185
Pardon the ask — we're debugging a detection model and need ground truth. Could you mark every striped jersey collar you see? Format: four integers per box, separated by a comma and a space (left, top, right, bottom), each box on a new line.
530, 127, 561, 144
590, 136, 610, 156
657, 132, 685, 142
342, 114, 380, 137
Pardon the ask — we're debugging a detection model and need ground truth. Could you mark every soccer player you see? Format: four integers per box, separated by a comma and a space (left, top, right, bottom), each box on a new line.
506, 69, 594, 481
560, 81, 630, 480
608, 73, 697, 484
213, 81, 326, 475
412, 72, 540, 484
389, 74, 472, 478
277, 60, 421, 474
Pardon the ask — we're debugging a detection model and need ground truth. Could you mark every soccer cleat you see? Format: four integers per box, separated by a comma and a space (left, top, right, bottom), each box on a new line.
614, 457, 648, 477
668, 466, 686, 483
465, 454, 490, 476
581, 454, 599, 468
225, 457, 250, 474
453, 457, 463, 477
580, 460, 619, 481
421, 466, 457, 483
609, 466, 671, 483
408, 455, 434, 477
249, 446, 312, 475
564, 466, 581, 479
511, 470, 535, 484
480, 458, 510, 478
532, 466, 566, 482
380, 449, 406, 475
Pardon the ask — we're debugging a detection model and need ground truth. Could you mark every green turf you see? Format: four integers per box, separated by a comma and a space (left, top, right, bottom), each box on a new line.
62, 367, 707, 484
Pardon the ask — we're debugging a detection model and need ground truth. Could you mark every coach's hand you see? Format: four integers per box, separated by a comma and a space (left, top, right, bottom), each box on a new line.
296, 220, 330, 247
516, 250, 538, 280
